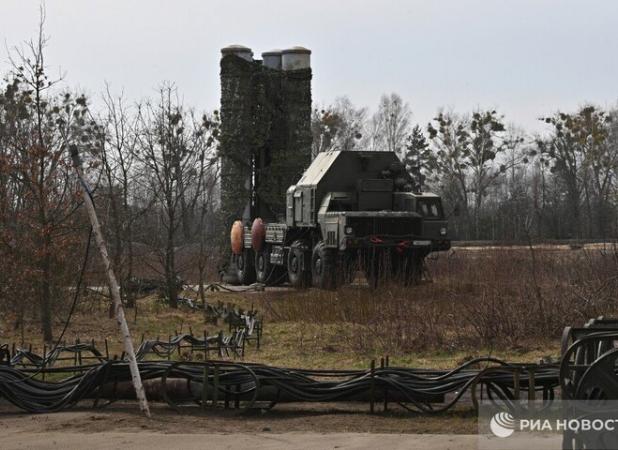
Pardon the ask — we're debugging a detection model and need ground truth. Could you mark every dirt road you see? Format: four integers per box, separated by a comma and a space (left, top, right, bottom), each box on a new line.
0, 405, 562, 449
1, 431, 483, 450
0, 406, 477, 449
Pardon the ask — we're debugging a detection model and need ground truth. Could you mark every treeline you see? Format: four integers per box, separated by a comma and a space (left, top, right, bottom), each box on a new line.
312, 95, 618, 240
0, 35, 219, 341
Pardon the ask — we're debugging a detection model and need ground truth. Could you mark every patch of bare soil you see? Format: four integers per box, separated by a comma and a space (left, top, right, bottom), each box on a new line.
0, 401, 476, 435
0, 402, 565, 450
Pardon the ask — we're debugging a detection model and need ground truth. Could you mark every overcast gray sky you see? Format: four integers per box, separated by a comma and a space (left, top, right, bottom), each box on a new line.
2, 0, 617, 132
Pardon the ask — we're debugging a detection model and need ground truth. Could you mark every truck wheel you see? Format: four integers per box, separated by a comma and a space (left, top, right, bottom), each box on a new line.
312, 242, 338, 290
255, 245, 284, 285
235, 248, 256, 285
255, 247, 270, 284
221, 254, 240, 285
287, 240, 310, 288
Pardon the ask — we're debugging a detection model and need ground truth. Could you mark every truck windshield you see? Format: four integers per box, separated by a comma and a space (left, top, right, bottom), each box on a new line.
417, 199, 443, 218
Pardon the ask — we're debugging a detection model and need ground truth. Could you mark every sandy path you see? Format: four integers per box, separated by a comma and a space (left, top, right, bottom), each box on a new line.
0, 403, 562, 449
0, 431, 480, 450
0, 431, 566, 450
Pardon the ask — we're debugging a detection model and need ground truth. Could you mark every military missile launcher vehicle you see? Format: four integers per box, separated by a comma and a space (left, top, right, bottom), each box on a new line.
229, 150, 451, 289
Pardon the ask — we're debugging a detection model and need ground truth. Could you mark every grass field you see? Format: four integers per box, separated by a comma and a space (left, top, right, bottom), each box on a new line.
4, 245, 616, 370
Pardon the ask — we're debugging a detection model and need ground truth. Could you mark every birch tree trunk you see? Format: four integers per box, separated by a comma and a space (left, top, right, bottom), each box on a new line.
70, 146, 151, 418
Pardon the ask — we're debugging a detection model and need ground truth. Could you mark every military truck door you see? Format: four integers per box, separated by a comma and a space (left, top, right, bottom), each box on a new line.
294, 190, 303, 224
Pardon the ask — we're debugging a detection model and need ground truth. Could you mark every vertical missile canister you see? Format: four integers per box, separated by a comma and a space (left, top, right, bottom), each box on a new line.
280, 47, 312, 205
219, 45, 255, 225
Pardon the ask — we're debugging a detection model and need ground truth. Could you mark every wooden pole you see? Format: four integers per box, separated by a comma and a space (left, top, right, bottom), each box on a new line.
70, 146, 151, 418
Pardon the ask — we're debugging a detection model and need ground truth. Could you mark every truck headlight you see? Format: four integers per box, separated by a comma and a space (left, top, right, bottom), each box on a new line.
345, 226, 354, 235
440, 227, 447, 236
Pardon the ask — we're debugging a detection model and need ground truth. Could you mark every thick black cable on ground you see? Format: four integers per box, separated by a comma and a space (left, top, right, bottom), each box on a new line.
0, 358, 560, 414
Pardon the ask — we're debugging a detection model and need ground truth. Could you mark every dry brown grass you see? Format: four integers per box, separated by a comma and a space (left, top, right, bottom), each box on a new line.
1, 245, 616, 369
261, 245, 618, 356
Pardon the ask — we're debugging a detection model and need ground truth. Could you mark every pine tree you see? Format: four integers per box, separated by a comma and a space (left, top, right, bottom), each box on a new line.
403, 125, 430, 191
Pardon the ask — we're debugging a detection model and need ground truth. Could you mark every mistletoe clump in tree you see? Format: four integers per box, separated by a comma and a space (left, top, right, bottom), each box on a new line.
426, 110, 518, 239
0, 25, 101, 342
536, 106, 616, 238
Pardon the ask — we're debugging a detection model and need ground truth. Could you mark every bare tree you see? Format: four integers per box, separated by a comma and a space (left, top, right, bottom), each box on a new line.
426, 111, 470, 215
195, 163, 220, 307
368, 93, 411, 157
98, 86, 140, 307
0, 14, 99, 341
536, 106, 617, 238
134, 84, 217, 308
427, 110, 520, 239
311, 97, 367, 155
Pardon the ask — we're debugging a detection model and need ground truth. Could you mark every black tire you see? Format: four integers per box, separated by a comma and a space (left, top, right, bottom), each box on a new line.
311, 241, 338, 290
235, 248, 256, 285
287, 240, 310, 288
255, 245, 283, 284
255, 247, 270, 284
